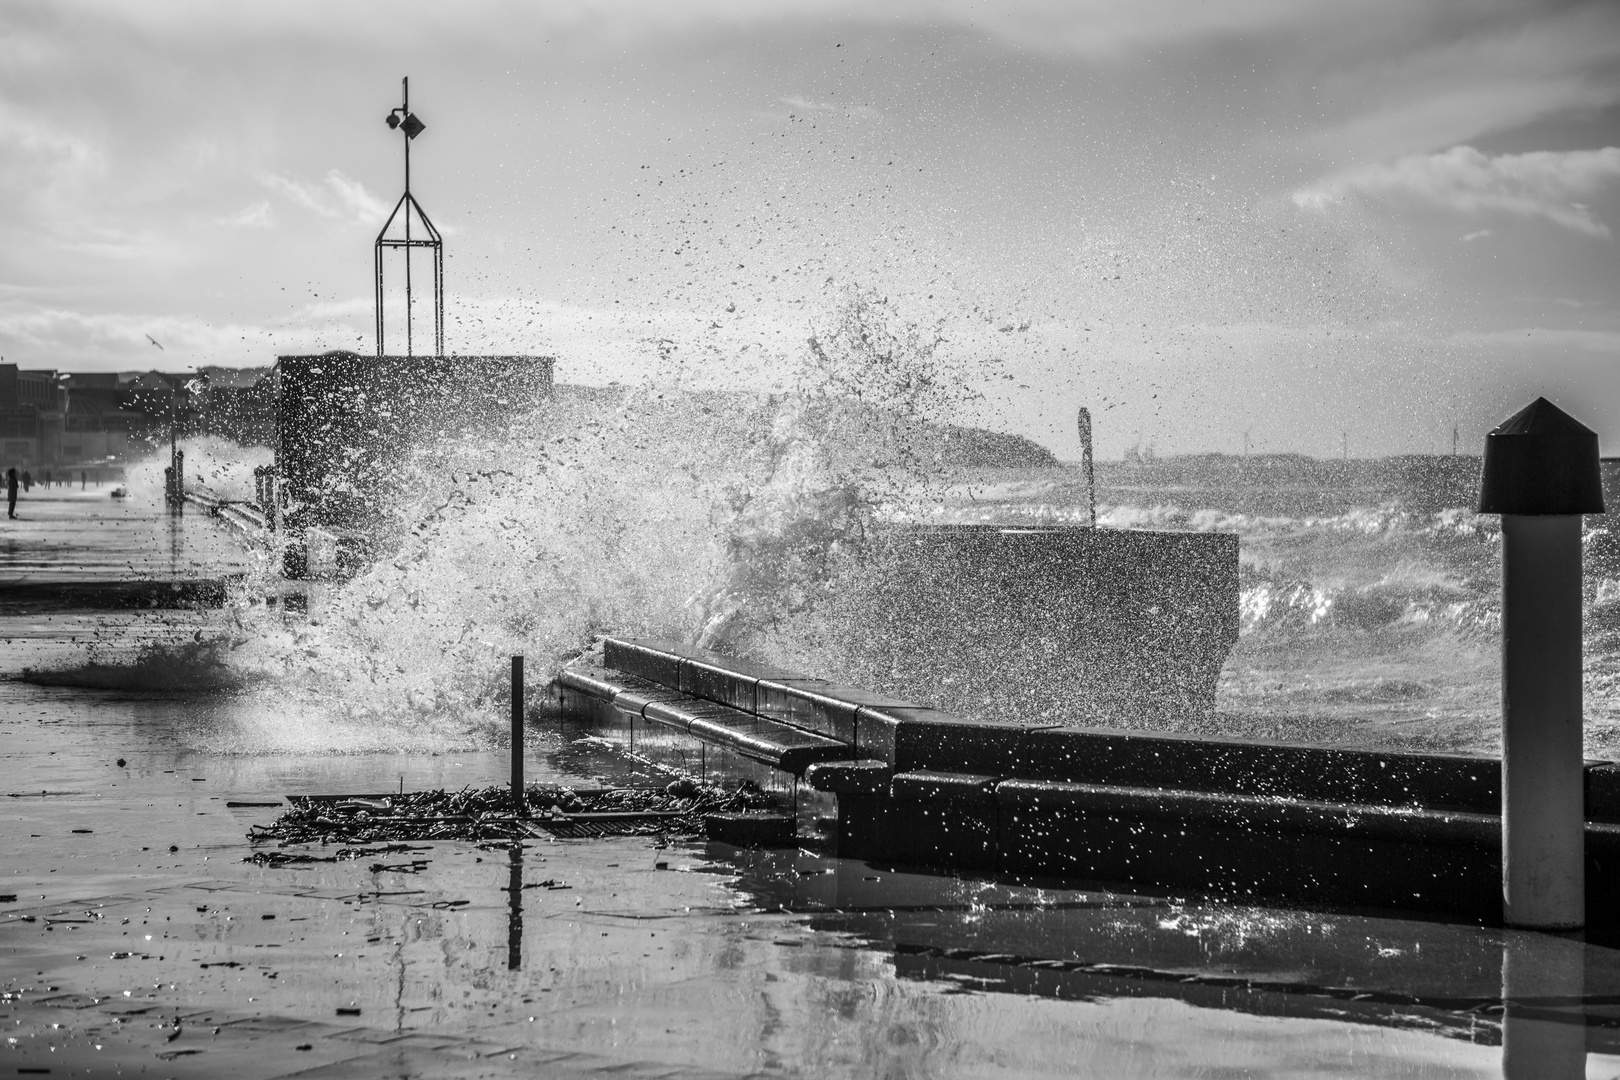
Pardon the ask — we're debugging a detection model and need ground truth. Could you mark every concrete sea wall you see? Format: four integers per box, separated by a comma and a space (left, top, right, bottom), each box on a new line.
560, 636, 1620, 924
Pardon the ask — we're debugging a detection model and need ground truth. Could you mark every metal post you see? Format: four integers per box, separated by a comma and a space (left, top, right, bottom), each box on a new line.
403, 77, 412, 359
435, 234, 444, 357
1479, 397, 1604, 929
168, 420, 178, 508
511, 655, 525, 817
506, 841, 523, 971
1077, 406, 1096, 528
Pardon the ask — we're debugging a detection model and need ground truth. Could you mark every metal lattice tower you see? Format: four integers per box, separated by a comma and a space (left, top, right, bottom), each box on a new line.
375, 76, 444, 357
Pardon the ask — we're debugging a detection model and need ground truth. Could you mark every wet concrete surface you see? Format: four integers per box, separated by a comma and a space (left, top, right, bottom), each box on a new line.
7, 496, 1620, 1077
0, 489, 255, 588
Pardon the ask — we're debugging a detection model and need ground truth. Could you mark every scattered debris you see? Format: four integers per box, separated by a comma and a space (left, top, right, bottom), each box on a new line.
368, 860, 431, 874
244, 843, 427, 868
247, 781, 777, 847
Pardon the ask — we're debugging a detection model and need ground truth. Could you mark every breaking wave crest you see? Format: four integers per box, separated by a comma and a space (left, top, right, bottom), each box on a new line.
86, 288, 977, 745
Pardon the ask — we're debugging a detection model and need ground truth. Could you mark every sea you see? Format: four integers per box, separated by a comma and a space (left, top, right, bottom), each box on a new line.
81, 387, 1617, 766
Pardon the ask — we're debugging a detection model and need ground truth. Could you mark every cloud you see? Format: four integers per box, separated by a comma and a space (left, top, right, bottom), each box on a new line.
260, 169, 388, 226
0, 99, 105, 202
322, 171, 390, 226
1459, 229, 1491, 242
1297, 4, 1620, 167
1448, 326, 1620, 355
50, 0, 1421, 60
778, 95, 880, 120
1295, 146, 1620, 238
217, 200, 273, 229
0, 300, 375, 370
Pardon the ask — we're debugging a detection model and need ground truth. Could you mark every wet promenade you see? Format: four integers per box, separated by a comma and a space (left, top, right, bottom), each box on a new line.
0, 485, 252, 587
5, 487, 1620, 1076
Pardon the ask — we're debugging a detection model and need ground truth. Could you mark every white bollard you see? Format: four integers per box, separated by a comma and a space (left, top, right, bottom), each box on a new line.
1501, 514, 1584, 926
1479, 397, 1604, 929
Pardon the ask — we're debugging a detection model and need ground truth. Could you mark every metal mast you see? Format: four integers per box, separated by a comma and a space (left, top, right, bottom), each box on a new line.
375, 77, 444, 357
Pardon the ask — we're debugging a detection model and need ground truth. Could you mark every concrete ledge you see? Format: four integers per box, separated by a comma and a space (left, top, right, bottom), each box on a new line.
563, 639, 1620, 920
803, 760, 892, 797
756, 679, 862, 743
1014, 728, 1502, 814
613, 683, 695, 720
1589, 764, 1620, 820
861, 706, 1042, 773
557, 663, 656, 702
576, 661, 849, 775
995, 779, 1498, 849
683, 653, 795, 714
892, 771, 1000, 805
603, 638, 688, 691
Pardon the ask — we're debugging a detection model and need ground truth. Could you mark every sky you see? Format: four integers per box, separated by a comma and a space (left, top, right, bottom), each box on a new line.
2, 0, 1619, 459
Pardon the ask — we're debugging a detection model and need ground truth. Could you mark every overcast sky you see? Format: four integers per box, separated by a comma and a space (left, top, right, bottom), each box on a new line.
3, 0, 1618, 457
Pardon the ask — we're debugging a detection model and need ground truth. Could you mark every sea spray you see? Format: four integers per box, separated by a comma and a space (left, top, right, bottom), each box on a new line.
134, 287, 979, 747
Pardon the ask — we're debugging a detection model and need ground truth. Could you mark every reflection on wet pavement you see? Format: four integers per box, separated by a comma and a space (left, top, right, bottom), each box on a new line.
9, 664, 1620, 1080
0, 489, 256, 586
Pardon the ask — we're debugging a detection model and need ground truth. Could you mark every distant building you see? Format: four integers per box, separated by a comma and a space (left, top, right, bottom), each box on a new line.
196, 366, 276, 446
1, 364, 203, 468
0, 365, 66, 467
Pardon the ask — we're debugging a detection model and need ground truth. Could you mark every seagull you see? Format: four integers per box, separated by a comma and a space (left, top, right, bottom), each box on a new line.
145, 334, 164, 350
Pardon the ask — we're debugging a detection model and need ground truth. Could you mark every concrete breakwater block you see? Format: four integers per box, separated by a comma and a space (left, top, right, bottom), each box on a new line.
783, 525, 1241, 728
274, 352, 555, 576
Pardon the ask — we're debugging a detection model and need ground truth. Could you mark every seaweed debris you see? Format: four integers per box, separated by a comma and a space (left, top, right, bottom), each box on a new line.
248, 781, 777, 848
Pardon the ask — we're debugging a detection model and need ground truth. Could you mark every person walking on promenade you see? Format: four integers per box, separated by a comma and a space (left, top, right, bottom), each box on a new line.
20, 470, 31, 493
7, 467, 18, 519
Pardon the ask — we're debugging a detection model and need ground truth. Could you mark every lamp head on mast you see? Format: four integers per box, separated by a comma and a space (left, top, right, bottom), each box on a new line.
384, 109, 425, 138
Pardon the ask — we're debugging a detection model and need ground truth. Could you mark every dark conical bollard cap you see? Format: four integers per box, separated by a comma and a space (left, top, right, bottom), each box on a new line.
1478, 397, 1604, 515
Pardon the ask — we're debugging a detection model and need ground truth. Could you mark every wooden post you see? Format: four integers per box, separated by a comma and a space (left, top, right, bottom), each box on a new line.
511, 655, 525, 818
1479, 397, 1604, 929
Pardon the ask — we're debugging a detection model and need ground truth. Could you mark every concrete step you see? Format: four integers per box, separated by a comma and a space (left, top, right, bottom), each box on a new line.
560, 660, 852, 775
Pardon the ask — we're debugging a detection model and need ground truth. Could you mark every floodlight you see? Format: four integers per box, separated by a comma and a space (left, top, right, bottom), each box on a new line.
386, 113, 401, 129
402, 113, 425, 139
